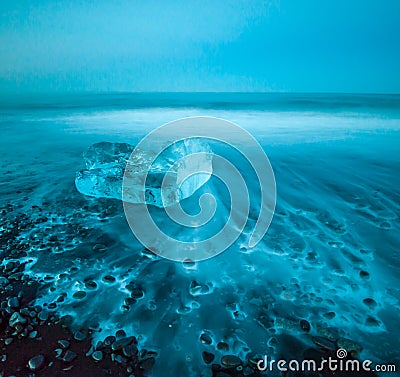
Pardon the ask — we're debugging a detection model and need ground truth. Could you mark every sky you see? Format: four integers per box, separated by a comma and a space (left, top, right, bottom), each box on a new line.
0, 0, 399, 93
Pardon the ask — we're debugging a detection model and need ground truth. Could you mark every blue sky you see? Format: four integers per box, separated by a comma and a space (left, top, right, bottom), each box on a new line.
0, 0, 399, 93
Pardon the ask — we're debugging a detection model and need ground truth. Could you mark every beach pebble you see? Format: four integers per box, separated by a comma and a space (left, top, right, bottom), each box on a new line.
74, 331, 86, 341
221, 355, 242, 368
58, 340, 70, 349
28, 354, 45, 371
202, 351, 215, 364
104, 335, 116, 346
85, 280, 97, 290
122, 344, 138, 358
29, 330, 38, 338
93, 243, 107, 251
72, 291, 86, 300
102, 275, 116, 283
121, 304, 130, 312
200, 332, 212, 345
129, 287, 144, 299
63, 350, 77, 362
92, 350, 103, 361
323, 311, 336, 319
124, 297, 136, 306
300, 319, 310, 332
55, 348, 63, 358
363, 298, 377, 309
116, 329, 126, 338
9, 312, 27, 327
111, 336, 134, 351
114, 354, 127, 364
217, 342, 229, 351
38, 310, 49, 321
7, 297, 19, 309
359, 270, 370, 279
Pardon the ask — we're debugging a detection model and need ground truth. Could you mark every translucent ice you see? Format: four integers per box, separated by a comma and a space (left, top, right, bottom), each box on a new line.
75, 140, 213, 207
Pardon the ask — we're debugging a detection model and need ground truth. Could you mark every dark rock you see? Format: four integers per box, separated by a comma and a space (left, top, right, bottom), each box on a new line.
55, 348, 63, 358
63, 350, 77, 362
104, 335, 116, 346
85, 280, 97, 290
130, 287, 144, 299
38, 310, 49, 321
28, 354, 45, 371
114, 354, 127, 364
111, 336, 134, 351
93, 244, 107, 251
300, 319, 310, 332
217, 342, 229, 351
115, 329, 126, 338
124, 297, 136, 306
29, 330, 38, 338
221, 355, 242, 368
92, 350, 103, 361
122, 344, 138, 358
121, 304, 130, 312
202, 351, 215, 364
360, 270, 370, 279
72, 291, 86, 300
9, 312, 26, 327
8, 297, 19, 309
74, 331, 86, 341
200, 332, 212, 345
102, 275, 116, 283
323, 312, 336, 319
363, 298, 377, 309
58, 340, 70, 349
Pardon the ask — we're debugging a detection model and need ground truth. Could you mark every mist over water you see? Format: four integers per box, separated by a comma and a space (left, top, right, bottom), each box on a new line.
1, 93, 399, 376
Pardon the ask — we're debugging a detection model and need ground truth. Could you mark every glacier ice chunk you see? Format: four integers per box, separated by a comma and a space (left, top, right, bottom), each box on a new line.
75, 140, 213, 207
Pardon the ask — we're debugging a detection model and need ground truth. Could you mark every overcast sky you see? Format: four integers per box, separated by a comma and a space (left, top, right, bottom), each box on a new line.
1, 0, 399, 93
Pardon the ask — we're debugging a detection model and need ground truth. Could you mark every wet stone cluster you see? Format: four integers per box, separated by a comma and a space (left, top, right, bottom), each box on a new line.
0, 273, 155, 376
85, 331, 157, 374
0, 203, 155, 377
196, 325, 375, 377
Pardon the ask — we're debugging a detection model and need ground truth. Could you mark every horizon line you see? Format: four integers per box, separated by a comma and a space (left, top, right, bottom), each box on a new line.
1, 90, 400, 96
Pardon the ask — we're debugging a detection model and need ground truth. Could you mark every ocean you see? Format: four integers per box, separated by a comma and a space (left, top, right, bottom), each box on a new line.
0, 93, 399, 376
